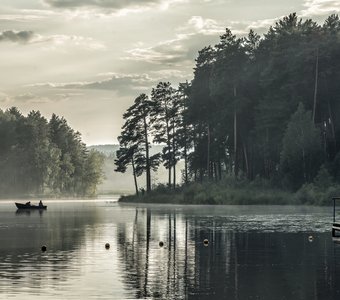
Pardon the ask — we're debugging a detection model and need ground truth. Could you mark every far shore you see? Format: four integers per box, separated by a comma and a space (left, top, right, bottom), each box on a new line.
118, 180, 340, 206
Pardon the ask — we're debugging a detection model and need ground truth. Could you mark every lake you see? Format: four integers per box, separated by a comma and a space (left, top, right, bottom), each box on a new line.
0, 199, 339, 299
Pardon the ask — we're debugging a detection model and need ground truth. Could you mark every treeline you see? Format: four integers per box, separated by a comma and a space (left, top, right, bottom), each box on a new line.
0, 107, 104, 197
116, 13, 340, 198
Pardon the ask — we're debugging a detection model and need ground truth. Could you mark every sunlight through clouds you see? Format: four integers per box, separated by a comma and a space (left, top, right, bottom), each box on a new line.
179, 16, 225, 35
124, 16, 225, 65
301, 0, 340, 16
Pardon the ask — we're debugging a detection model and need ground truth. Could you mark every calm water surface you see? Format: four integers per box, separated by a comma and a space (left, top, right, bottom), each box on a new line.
0, 199, 339, 299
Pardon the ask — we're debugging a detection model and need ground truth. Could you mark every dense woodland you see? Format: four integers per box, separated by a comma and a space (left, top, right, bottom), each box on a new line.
116, 13, 340, 203
0, 108, 104, 197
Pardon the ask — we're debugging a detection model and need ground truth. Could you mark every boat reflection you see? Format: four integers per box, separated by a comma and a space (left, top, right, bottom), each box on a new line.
15, 209, 45, 216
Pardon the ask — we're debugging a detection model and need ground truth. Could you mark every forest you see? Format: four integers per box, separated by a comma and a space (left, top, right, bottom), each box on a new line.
115, 13, 340, 205
0, 107, 104, 197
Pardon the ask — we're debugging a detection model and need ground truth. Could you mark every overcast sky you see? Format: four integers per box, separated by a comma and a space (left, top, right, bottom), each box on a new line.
0, 0, 339, 145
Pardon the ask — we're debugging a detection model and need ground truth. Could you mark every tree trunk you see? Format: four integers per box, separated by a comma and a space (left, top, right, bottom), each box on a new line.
198, 130, 203, 182
207, 124, 211, 180
312, 47, 319, 124
163, 103, 173, 188
214, 162, 218, 182
143, 116, 151, 193
243, 142, 249, 179
234, 86, 238, 177
327, 99, 336, 142
173, 163, 176, 189
218, 159, 222, 181
168, 152, 172, 187
327, 98, 337, 157
131, 156, 139, 196
172, 123, 176, 189
184, 142, 188, 184
302, 147, 307, 183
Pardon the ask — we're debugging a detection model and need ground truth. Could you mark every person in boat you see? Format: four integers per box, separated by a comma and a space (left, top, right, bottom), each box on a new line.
39, 200, 43, 207
25, 201, 31, 206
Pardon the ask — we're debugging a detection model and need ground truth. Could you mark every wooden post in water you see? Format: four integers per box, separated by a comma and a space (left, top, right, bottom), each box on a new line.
332, 197, 340, 237
334, 197, 336, 223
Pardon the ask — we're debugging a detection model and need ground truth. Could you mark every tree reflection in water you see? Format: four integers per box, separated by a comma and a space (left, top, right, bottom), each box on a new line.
0, 204, 100, 290
116, 208, 340, 300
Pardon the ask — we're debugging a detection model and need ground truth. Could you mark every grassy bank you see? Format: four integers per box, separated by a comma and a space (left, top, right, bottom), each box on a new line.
119, 177, 340, 206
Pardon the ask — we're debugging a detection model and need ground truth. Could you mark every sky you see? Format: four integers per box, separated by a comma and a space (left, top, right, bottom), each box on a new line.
0, 0, 339, 145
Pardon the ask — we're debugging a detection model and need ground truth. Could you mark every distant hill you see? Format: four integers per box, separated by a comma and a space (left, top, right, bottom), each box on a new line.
88, 144, 119, 157
88, 144, 183, 195
88, 144, 165, 158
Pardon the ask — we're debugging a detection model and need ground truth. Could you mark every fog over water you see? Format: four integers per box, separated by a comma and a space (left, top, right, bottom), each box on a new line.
0, 200, 339, 299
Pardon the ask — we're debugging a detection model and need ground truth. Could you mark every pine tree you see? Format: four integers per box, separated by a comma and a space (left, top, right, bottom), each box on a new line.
115, 94, 160, 193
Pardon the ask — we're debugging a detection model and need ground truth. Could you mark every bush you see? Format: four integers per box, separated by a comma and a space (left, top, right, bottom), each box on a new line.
294, 183, 317, 204
119, 176, 338, 206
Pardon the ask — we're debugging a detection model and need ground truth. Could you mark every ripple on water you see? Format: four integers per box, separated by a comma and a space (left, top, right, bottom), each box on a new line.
192, 212, 331, 233
0, 202, 336, 299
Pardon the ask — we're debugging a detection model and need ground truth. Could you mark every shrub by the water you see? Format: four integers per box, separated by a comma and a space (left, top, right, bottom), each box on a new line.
120, 177, 293, 205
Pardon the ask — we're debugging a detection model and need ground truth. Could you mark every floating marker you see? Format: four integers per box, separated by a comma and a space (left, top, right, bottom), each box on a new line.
105, 243, 110, 249
159, 241, 164, 247
41, 245, 47, 252
308, 235, 314, 242
203, 239, 209, 246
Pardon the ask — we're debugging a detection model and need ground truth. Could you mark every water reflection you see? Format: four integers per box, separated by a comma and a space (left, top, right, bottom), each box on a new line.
0, 201, 100, 295
15, 209, 45, 216
0, 202, 340, 299
117, 206, 340, 300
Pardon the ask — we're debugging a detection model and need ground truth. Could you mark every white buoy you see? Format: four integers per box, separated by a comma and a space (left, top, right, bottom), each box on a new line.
203, 239, 209, 246
308, 235, 314, 242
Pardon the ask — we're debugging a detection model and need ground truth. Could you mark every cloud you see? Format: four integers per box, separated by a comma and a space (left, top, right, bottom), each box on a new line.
27, 73, 155, 96
0, 30, 35, 44
227, 18, 278, 35
78, 73, 153, 92
231, 1, 340, 34
179, 16, 225, 35
125, 37, 190, 65
301, 0, 340, 17
27, 70, 193, 100
149, 69, 192, 81
0, 30, 105, 50
37, 34, 106, 50
0, 92, 11, 104
14, 93, 37, 101
13, 93, 52, 104
43, 0, 186, 12
124, 16, 225, 66
124, 15, 279, 67
44, 0, 158, 9
0, 14, 46, 22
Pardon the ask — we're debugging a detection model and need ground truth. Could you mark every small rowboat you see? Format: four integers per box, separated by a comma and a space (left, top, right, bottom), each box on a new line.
15, 202, 47, 210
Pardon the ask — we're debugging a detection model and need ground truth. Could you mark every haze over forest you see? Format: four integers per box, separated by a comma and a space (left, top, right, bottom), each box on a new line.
89, 145, 183, 194
1, 1, 340, 199
111, 12, 340, 205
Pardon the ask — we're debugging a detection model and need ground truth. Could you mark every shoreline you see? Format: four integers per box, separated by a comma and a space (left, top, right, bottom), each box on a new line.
118, 180, 340, 206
